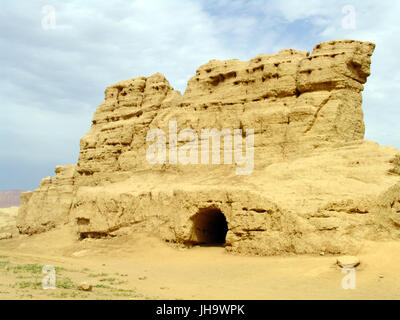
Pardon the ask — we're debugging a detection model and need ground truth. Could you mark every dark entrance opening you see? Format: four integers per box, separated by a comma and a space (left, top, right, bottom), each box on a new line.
190, 208, 228, 245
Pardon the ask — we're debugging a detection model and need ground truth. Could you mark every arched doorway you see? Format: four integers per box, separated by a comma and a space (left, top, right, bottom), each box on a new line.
190, 207, 228, 245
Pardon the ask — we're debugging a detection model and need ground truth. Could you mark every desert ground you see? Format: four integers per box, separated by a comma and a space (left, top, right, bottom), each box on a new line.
0, 206, 399, 300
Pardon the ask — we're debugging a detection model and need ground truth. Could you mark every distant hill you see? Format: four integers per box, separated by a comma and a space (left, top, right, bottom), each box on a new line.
0, 190, 23, 208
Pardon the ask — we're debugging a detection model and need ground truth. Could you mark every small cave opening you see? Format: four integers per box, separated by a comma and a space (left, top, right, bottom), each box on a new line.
190, 208, 228, 245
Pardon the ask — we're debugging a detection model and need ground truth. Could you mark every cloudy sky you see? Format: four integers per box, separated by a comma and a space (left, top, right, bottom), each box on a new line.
1, 0, 399, 190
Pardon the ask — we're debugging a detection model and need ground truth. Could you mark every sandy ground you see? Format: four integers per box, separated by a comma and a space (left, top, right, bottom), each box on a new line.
0, 207, 400, 300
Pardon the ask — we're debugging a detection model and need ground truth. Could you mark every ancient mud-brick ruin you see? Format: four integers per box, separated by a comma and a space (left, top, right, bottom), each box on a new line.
17, 40, 400, 255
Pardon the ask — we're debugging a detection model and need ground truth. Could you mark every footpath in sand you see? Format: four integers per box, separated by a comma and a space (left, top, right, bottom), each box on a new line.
1, 207, 400, 300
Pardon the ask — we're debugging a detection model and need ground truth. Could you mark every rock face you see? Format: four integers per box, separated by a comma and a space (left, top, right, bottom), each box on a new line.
17, 40, 400, 255
17, 166, 75, 235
